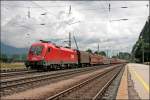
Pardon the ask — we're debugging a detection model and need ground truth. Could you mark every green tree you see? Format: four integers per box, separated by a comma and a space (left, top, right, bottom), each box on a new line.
12, 54, 21, 62
94, 51, 99, 54
112, 55, 117, 58
99, 51, 106, 56
118, 52, 131, 60
0, 54, 8, 62
86, 49, 92, 53
21, 54, 27, 61
93, 51, 106, 56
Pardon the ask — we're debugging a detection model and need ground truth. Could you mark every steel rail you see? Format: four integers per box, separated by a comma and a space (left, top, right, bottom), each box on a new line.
47, 64, 122, 100
92, 66, 123, 100
0, 68, 27, 73
0, 70, 37, 77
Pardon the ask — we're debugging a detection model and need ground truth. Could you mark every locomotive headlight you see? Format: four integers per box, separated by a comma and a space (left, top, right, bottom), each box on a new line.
41, 60, 46, 65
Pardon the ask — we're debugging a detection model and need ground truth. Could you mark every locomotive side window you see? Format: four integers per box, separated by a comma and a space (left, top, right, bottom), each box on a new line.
36, 46, 43, 55
48, 48, 51, 52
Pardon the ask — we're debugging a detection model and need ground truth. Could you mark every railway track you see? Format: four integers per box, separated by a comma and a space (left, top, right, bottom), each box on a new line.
0, 70, 37, 78
101, 65, 125, 99
0, 64, 111, 96
0, 65, 112, 79
47, 64, 123, 100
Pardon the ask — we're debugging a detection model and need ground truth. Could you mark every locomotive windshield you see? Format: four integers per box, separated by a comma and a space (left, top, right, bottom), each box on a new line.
30, 46, 43, 55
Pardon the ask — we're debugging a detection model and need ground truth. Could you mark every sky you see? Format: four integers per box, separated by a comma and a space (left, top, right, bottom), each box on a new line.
1, 1, 149, 56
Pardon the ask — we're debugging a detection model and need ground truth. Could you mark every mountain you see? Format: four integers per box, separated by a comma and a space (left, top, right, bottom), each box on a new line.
0, 42, 28, 56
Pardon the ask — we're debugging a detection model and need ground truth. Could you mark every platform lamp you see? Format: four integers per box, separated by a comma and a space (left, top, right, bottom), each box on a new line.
139, 36, 145, 64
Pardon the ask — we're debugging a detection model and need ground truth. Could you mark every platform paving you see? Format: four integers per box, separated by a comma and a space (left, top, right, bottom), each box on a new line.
117, 63, 149, 99
116, 64, 128, 99
128, 63, 149, 99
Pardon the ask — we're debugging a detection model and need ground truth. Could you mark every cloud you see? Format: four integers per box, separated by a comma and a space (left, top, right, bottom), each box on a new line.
1, 1, 149, 54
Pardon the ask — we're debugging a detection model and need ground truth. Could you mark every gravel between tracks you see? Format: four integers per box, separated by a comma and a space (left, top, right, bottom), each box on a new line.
1, 65, 117, 99
1, 65, 107, 81
59, 66, 122, 100
1, 65, 109, 96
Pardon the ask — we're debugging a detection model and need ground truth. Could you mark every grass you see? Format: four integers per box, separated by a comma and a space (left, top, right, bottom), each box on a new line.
0, 62, 26, 70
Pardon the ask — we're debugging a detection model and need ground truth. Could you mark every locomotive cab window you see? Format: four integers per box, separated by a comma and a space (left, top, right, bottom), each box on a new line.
30, 46, 43, 55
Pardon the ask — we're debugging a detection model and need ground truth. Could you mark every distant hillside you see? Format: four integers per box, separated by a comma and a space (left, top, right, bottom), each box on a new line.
0, 42, 28, 56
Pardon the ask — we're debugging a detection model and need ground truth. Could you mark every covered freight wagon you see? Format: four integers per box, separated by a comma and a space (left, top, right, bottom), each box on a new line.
90, 54, 103, 65
78, 51, 90, 67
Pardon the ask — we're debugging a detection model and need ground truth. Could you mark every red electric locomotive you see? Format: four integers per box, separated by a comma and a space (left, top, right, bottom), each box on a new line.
25, 40, 126, 70
25, 40, 78, 70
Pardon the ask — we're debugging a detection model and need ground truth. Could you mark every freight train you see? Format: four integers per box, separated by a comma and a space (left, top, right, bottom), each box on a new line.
25, 40, 126, 70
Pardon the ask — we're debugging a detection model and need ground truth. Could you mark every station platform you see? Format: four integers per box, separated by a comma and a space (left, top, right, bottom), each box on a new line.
117, 63, 149, 99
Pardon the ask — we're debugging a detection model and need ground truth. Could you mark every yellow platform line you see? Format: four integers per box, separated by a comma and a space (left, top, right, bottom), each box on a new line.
130, 67, 149, 93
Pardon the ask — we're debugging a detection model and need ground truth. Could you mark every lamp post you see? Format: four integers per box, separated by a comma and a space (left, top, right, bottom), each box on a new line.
110, 18, 128, 22
140, 36, 144, 63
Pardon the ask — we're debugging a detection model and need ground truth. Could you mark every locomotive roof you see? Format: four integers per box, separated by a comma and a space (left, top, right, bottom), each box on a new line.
31, 42, 55, 47
31, 42, 76, 52
60, 47, 76, 52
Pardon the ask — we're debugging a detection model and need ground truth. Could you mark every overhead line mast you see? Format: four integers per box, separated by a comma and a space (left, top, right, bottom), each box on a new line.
28, 7, 30, 18
68, 5, 71, 16
73, 35, 79, 50
69, 32, 71, 48
68, 5, 72, 48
